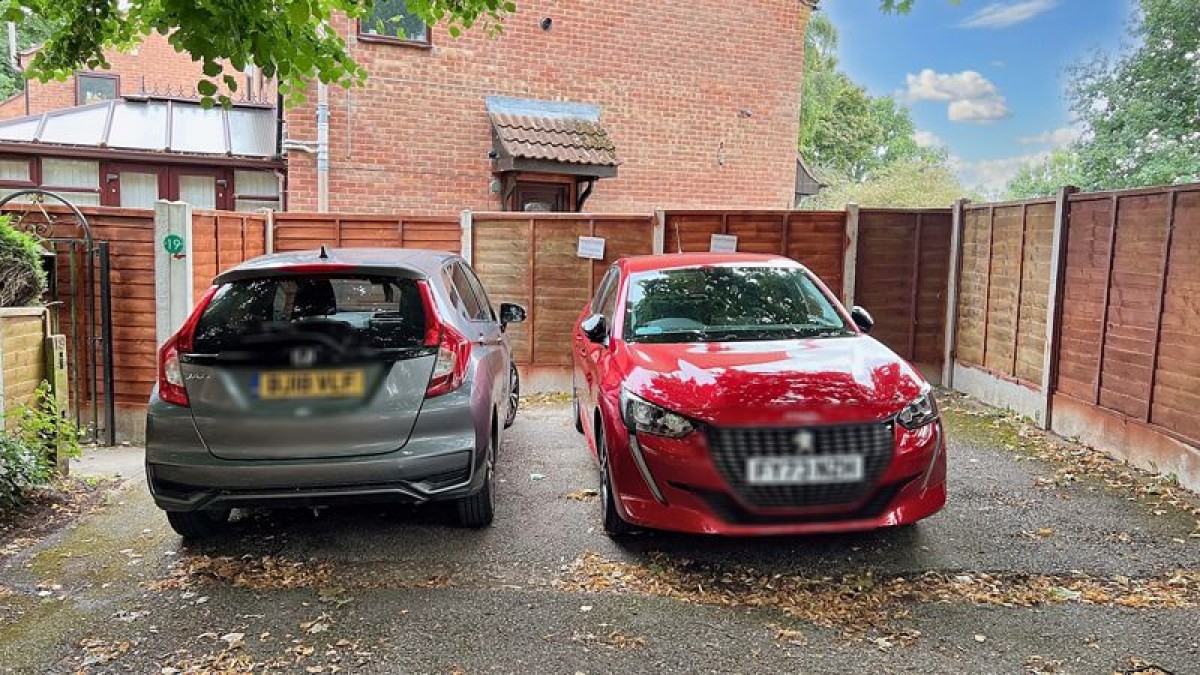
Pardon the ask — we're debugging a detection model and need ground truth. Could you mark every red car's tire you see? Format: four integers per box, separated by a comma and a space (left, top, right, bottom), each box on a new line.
597, 424, 633, 537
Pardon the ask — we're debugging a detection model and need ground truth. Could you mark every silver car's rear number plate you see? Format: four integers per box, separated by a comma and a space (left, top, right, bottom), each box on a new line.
746, 455, 865, 485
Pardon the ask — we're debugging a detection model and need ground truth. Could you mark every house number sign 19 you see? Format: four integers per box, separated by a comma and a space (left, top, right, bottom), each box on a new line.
163, 234, 185, 255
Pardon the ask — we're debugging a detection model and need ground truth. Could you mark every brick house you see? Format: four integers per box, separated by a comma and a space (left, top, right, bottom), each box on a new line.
0, 33, 282, 210
284, 0, 814, 213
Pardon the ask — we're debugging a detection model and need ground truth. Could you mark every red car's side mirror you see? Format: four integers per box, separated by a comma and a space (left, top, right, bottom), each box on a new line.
581, 313, 609, 344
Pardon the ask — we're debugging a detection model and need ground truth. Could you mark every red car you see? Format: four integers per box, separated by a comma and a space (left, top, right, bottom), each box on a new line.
572, 253, 946, 537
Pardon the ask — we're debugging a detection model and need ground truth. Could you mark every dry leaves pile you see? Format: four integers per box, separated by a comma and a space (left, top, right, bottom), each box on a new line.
146, 555, 333, 592
559, 552, 1200, 635
564, 489, 600, 502
940, 394, 1200, 534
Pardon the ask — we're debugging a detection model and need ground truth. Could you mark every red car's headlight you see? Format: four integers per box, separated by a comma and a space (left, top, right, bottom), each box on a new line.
897, 392, 939, 430
620, 390, 695, 438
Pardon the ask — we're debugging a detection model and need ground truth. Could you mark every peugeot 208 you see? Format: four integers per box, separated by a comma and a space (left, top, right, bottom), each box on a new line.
573, 253, 946, 536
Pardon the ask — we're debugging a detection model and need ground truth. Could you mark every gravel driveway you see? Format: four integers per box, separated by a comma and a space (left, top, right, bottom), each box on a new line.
1, 395, 1198, 674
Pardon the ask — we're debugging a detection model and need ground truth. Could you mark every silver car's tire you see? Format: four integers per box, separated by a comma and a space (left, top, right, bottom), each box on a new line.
166, 508, 230, 539
504, 364, 519, 429
456, 465, 495, 528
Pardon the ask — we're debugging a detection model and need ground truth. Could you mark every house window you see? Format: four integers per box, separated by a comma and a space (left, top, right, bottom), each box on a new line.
358, 0, 431, 46
76, 73, 119, 105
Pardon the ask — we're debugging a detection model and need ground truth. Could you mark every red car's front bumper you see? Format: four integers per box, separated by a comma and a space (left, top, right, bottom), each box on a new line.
605, 417, 947, 536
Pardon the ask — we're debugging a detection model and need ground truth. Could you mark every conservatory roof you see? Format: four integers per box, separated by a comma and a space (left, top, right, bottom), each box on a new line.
0, 97, 277, 160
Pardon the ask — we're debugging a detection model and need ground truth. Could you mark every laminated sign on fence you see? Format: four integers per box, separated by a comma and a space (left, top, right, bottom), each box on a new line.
710, 233, 738, 253
577, 236, 606, 260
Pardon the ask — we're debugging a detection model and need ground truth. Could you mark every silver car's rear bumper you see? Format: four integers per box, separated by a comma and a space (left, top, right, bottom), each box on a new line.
145, 388, 486, 512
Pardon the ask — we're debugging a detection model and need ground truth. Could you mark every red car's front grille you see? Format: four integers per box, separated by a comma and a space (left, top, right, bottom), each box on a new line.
704, 421, 895, 510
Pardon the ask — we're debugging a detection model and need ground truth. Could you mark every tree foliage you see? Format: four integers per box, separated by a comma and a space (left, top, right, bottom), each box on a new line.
0, 12, 55, 100
1005, 149, 1083, 200
806, 158, 970, 209
1006, 0, 1200, 197
799, 10, 963, 208
1068, 0, 1200, 190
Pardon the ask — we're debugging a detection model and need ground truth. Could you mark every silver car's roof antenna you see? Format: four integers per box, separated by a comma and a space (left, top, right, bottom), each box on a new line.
318, 244, 330, 259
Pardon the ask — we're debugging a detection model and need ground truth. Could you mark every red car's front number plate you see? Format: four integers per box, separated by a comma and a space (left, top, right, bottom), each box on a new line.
746, 456, 865, 485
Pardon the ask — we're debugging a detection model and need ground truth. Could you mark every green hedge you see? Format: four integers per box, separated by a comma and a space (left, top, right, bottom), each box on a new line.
0, 214, 47, 308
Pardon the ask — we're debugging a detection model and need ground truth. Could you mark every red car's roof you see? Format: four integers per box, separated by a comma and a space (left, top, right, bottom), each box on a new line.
618, 253, 798, 274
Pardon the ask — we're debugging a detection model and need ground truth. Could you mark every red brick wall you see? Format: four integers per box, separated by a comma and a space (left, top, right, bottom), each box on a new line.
285, 1, 810, 214
0, 93, 25, 120
14, 32, 274, 118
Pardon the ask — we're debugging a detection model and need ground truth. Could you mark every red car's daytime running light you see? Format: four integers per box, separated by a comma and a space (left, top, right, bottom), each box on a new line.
157, 286, 218, 407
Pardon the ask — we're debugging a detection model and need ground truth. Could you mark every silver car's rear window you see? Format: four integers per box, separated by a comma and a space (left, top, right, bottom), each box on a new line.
192, 275, 427, 354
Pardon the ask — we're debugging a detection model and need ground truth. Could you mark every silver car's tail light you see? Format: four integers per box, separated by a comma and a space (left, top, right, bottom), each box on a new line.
418, 280, 471, 398
157, 285, 218, 407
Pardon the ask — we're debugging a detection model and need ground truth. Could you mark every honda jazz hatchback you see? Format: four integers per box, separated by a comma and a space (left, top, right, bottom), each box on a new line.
572, 253, 946, 536
146, 248, 526, 538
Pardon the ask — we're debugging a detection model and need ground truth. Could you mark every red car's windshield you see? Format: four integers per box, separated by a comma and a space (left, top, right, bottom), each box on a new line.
622, 265, 851, 343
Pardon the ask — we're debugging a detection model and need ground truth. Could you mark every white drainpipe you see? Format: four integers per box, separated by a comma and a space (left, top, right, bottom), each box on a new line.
316, 80, 330, 213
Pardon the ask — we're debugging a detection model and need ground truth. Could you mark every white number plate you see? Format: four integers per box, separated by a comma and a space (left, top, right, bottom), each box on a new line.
746, 455, 865, 485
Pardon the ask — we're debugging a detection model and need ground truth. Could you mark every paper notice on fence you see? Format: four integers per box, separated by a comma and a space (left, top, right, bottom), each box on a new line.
710, 234, 738, 253
577, 236, 606, 260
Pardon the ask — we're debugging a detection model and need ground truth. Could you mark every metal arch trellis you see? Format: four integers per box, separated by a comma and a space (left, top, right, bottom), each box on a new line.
0, 189, 116, 445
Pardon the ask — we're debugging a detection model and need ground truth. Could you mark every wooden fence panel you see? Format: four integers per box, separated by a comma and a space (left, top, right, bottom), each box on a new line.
664, 210, 846, 293
1152, 189, 1200, 441
954, 198, 1057, 386
272, 213, 461, 254
191, 211, 267, 294
1057, 197, 1114, 400
471, 214, 654, 369
1014, 203, 1056, 384
784, 212, 846, 294
853, 210, 952, 370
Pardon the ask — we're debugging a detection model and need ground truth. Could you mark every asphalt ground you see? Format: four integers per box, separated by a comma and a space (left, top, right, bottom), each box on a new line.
1, 396, 1198, 674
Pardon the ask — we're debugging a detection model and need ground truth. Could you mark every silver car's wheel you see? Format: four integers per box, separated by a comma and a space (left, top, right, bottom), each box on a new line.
166, 508, 230, 540
504, 364, 519, 429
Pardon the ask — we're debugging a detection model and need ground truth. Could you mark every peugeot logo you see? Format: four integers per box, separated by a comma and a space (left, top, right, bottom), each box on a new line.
290, 346, 318, 368
793, 430, 815, 454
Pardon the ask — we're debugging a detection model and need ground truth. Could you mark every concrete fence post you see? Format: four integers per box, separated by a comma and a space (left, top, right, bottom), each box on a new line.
460, 210, 474, 265
653, 209, 666, 255
263, 208, 275, 254
942, 198, 968, 388
1040, 185, 1077, 430
842, 203, 860, 306
154, 200, 194, 347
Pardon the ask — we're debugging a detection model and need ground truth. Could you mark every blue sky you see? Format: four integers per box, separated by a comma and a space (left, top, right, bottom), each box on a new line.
819, 0, 1133, 193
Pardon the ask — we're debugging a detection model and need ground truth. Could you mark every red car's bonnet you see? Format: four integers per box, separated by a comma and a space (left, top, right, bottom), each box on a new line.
614, 336, 926, 427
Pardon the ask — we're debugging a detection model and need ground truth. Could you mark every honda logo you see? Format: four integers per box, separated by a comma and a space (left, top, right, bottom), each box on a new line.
793, 430, 815, 454
290, 346, 318, 368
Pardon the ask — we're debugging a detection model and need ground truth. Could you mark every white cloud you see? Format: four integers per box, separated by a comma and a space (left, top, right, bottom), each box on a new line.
951, 152, 1051, 195
902, 69, 1012, 124
913, 130, 944, 149
1017, 126, 1083, 147
960, 0, 1058, 29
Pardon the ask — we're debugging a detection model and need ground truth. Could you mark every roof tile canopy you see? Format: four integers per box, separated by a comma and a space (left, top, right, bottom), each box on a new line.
486, 96, 619, 176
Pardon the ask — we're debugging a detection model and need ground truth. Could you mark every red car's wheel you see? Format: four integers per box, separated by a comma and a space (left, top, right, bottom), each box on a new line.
597, 423, 633, 537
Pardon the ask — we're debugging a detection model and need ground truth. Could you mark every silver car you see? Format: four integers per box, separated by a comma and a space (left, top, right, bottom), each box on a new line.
145, 248, 525, 538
